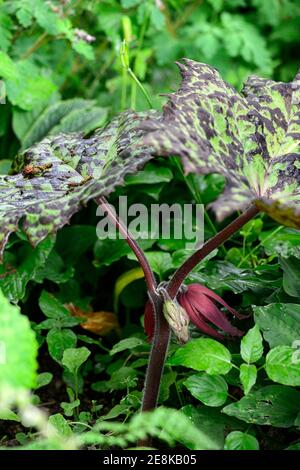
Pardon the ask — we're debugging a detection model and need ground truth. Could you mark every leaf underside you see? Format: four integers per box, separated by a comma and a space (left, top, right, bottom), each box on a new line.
0, 110, 159, 259
143, 59, 300, 229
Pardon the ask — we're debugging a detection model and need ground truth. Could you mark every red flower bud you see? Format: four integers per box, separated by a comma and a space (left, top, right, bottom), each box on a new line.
144, 283, 244, 342
178, 284, 243, 338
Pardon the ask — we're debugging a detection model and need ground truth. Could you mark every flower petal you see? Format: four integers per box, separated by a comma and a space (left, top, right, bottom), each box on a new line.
186, 290, 243, 337
179, 293, 224, 339
187, 283, 246, 319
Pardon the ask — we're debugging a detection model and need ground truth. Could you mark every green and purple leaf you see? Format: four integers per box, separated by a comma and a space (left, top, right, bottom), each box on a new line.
0, 110, 158, 259
143, 59, 300, 228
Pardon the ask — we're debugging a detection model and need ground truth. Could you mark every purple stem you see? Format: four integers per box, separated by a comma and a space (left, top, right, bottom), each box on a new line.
95, 196, 157, 295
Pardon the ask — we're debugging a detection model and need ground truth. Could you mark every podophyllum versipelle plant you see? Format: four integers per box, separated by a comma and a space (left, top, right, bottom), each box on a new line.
0, 60, 300, 443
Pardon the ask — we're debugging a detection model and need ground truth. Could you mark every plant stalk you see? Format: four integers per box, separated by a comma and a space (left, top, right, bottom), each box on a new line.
95, 196, 157, 295
141, 292, 171, 412
95, 196, 170, 417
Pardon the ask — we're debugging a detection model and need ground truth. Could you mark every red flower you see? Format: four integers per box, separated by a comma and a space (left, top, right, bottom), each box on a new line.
144, 283, 244, 342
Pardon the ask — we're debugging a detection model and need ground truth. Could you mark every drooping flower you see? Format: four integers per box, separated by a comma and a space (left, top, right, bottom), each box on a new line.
144, 283, 244, 342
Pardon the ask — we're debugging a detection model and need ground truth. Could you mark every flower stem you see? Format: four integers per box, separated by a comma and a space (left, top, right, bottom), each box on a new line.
95, 196, 170, 416
95, 196, 157, 295
141, 292, 171, 412
167, 205, 259, 298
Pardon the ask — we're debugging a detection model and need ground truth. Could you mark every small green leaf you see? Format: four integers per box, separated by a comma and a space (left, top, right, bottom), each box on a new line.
0, 408, 21, 422
35, 372, 53, 390
46, 329, 77, 363
224, 431, 259, 450
0, 236, 55, 302
240, 325, 263, 363
39, 291, 71, 319
125, 162, 173, 185
0, 52, 17, 80
169, 338, 232, 375
127, 251, 173, 279
100, 404, 130, 421
239, 363, 257, 395
61, 399, 80, 417
62, 347, 91, 375
48, 413, 72, 437
184, 373, 228, 407
110, 337, 144, 356
265, 346, 300, 386
159, 371, 177, 403
222, 385, 300, 427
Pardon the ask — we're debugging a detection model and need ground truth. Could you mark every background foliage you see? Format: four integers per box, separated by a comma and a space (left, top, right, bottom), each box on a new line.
0, 0, 300, 450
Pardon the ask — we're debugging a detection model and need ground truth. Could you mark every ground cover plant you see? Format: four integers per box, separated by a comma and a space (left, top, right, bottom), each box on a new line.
0, 0, 300, 452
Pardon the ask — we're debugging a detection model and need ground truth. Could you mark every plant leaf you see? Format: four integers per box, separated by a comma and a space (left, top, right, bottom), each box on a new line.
46, 328, 77, 363
254, 303, 300, 347
143, 59, 300, 228
183, 372, 228, 407
0, 110, 158, 260
265, 345, 300, 386
168, 338, 232, 375
62, 347, 91, 375
240, 325, 263, 363
239, 363, 257, 395
224, 431, 259, 450
222, 385, 300, 427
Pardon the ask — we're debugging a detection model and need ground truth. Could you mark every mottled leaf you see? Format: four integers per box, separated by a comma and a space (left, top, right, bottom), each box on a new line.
0, 110, 158, 259
143, 59, 300, 228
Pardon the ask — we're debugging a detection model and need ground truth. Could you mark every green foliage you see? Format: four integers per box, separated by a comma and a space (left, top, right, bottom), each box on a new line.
254, 303, 300, 347
222, 386, 300, 427
183, 373, 228, 407
265, 346, 300, 386
224, 431, 259, 450
239, 364, 257, 395
13, 98, 108, 150
81, 406, 220, 450
240, 325, 263, 364
62, 347, 91, 376
0, 0, 300, 452
0, 288, 38, 390
169, 338, 232, 375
